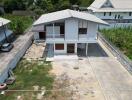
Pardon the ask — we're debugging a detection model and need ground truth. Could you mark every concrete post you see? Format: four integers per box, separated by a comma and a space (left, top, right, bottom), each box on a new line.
53, 23, 55, 38
75, 43, 77, 54
53, 43, 55, 55
86, 43, 88, 56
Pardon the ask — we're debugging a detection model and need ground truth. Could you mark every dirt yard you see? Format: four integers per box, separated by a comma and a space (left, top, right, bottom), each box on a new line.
50, 59, 105, 100
23, 42, 46, 60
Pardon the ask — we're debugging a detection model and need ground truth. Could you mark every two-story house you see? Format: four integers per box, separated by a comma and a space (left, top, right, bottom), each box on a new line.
0, 17, 13, 44
88, 0, 132, 28
32, 9, 108, 56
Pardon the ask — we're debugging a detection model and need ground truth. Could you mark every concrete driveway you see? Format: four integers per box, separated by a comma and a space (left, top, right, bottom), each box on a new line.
51, 42, 132, 100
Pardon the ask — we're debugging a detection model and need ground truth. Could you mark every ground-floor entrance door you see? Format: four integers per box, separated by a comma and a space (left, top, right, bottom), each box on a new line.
67, 44, 75, 53
39, 32, 46, 40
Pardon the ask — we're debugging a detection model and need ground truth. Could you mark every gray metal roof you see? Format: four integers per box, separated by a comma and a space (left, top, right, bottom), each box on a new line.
33, 9, 108, 26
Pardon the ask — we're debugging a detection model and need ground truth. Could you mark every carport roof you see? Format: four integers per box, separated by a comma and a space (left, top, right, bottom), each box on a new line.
0, 17, 11, 27
33, 9, 108, 26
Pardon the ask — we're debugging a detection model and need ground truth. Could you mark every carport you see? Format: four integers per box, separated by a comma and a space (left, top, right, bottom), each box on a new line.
77, 43, 87, 56
77, 43, 108, 57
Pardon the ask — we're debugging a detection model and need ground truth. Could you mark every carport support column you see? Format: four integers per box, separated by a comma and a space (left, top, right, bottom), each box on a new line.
86, 43, 88, 56
53, 23, 55, 38
54, 43, 55, 55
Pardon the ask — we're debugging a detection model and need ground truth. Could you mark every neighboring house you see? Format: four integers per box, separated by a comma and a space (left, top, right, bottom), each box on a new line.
0, 18, 13, 44
88, 0, 132, 28
32, 9, 108, 55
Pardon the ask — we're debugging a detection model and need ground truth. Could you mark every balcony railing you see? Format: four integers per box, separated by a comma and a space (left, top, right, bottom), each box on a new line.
46, 34, 64, 38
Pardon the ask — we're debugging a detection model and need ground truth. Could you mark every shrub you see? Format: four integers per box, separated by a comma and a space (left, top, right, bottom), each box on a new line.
101, 27, 132, 59
2, 14, 33, 35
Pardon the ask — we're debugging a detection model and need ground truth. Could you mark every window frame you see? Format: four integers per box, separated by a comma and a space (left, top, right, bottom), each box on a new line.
109, 12, 111, 16
55, 44, 64, 50
104, 12, 106, 16
78, 28, 87, 35
129, 12, 132, 16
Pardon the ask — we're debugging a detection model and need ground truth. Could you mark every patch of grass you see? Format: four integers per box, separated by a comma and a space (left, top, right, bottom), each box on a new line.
0, 59, 54, 100
101, 27, 132, 59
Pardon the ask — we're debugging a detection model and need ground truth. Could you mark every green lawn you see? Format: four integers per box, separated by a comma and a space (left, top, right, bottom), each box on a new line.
101, 27, 132, 59
0, 59, 54, 100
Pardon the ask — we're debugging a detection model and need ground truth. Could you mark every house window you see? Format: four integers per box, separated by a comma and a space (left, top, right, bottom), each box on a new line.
78, 20, 87, 34
55, 44, 64, 50
79, 28, 87, 34
109, 12, 111, 16
118, 15, 120, 19
104, 12, 106, 16
115, 15, 117, 19
129, 12, 132, 16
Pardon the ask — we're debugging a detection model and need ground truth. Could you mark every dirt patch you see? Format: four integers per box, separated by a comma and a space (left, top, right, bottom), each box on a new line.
50, 59, 106, 100
23, 42, 46, 60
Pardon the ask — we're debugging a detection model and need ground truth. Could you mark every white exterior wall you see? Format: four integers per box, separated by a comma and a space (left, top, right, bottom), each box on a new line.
34, 32, 39, 40
46, 26, 60, 35
54, 43, 67, 54
94, 12, 132, 19
32, 25, 44, 32
65, 18, 78, 40
54, 43, 77, 54
34, 18, 98, 43
87, 22, 97, 39
34, 18, 99, 55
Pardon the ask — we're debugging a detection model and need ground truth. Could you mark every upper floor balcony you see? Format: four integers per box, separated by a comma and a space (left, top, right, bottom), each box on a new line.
46, 34, 65, 42
45, 33, 97, 43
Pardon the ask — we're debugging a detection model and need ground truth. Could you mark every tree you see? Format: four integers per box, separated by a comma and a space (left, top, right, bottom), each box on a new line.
34, 8, 44, 15
14, 19, 24, 35
56, 0, 70, 10
35, 0, 54, 12
3, 0, 26, 13
69, 0, 80, 5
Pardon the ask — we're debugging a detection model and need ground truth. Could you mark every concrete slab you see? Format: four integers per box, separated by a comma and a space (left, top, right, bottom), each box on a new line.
52, 59, 106, 100
51, 41, 132, 100
54, 55, 78, 61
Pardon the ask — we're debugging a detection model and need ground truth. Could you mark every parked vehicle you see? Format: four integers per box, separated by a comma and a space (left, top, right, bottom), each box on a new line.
0, 43, 14, 52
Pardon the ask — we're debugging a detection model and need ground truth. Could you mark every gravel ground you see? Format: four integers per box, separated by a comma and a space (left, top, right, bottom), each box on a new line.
23, 42, 46, 60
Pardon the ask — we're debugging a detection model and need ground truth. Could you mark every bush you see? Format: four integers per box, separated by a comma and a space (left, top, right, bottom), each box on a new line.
34, 8, 44, 16
2, 14, 33, 35
101, 27, 132, 59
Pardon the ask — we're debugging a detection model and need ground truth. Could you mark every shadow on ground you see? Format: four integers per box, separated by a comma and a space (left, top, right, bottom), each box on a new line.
78, 43, 108, 57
